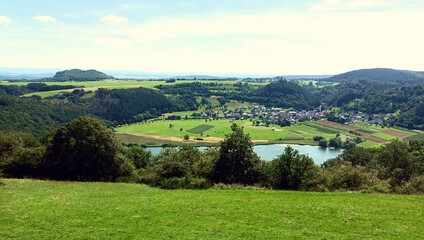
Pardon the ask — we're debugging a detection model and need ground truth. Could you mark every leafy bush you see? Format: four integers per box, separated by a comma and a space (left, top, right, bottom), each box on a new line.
44, 116, 125, 181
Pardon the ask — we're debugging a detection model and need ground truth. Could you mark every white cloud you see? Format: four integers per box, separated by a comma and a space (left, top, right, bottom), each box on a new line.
0, 16, 11, 24
101, 14, 128, 24
33, 15, 57, 22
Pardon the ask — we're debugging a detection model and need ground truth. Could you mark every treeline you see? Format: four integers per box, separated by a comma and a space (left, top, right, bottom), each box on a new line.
2, 117, 423, 194
0, 83, 81, 96
156, 80, 320, 110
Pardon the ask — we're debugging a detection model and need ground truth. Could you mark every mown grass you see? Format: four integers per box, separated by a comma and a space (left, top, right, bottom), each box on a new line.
1, 179, 423, 239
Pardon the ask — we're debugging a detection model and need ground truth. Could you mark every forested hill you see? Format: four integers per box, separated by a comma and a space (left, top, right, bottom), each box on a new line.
0, 96, 84, 137
324, 68, 424, 85
42, 69, 114, 82
257, 80, 320, 109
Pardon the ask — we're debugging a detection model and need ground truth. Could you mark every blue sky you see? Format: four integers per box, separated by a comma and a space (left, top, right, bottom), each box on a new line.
1, 0, 424, 75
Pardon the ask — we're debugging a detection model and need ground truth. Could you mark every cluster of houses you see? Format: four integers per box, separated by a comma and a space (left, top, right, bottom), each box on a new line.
339, 112, 396, 126
196, 106, 395, 126
196, 106, 328, 125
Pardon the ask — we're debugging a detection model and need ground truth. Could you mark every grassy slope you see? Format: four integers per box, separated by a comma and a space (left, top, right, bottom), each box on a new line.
1, 179, 423, 239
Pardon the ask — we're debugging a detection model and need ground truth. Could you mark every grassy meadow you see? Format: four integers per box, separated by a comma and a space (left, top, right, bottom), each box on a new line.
1, 179, 423, 239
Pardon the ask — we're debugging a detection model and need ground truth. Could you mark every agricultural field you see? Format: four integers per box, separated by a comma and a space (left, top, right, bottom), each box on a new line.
115, 119, 345, 146
0, 79, 268, 98
115, 118, 419, 147
1, 179, 423, 239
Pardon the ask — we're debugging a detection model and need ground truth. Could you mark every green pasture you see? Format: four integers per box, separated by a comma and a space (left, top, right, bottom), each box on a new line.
0, 79, 267, 98
1, 179, 423, 239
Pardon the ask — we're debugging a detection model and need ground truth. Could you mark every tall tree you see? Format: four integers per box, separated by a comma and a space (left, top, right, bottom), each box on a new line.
212, 123, 262, 184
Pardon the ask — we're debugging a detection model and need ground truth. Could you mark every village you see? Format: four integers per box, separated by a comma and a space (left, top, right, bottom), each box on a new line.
195, 106, 396, 127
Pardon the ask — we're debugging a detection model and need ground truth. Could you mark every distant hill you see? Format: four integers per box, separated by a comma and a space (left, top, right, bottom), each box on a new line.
324, 68, 424, 85
42, 69, 114, 82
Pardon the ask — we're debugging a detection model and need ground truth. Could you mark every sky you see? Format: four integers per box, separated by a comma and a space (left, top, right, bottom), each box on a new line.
1, 0, 424, 75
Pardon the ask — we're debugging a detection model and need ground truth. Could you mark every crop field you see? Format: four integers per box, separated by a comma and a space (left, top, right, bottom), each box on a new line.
0, 79, 267, 98
1, 179, 423, 239
115, 118, 419, 147
116, 120, 342, 146
381, 129, 413, 138
186, 124, 215, 134
372, 132, 400, 141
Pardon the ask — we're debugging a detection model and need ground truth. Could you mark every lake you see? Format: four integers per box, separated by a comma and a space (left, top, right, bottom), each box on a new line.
145, 144, 342, 165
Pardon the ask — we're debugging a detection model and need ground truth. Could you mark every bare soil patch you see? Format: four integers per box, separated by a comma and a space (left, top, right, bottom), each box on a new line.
363, 135, 387, 143
316, 120, 357, 131
382, 129, 413, 138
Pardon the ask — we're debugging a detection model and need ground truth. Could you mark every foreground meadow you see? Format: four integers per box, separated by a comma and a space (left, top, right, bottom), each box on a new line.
1, 179, 423, 239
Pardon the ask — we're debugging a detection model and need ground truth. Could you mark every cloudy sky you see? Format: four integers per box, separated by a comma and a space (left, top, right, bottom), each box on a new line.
1, 0, 423, 75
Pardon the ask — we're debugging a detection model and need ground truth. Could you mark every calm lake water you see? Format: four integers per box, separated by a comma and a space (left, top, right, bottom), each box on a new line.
145, 144, 342, 165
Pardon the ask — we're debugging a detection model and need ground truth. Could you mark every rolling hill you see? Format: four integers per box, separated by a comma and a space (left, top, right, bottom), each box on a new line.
324, 68, 424, 85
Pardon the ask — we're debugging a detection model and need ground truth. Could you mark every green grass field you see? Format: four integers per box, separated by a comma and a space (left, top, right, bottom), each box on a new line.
0, 79, 267, 98
1, 179, 423, 239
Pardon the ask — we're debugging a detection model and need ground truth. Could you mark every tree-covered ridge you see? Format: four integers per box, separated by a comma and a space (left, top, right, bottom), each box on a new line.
324, 68, 424, 85
43, 69, 114, 82
0, 96, 84, 137
257, 80, 320, 109
90, 87, 175, 124
316, 79, 397, 107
